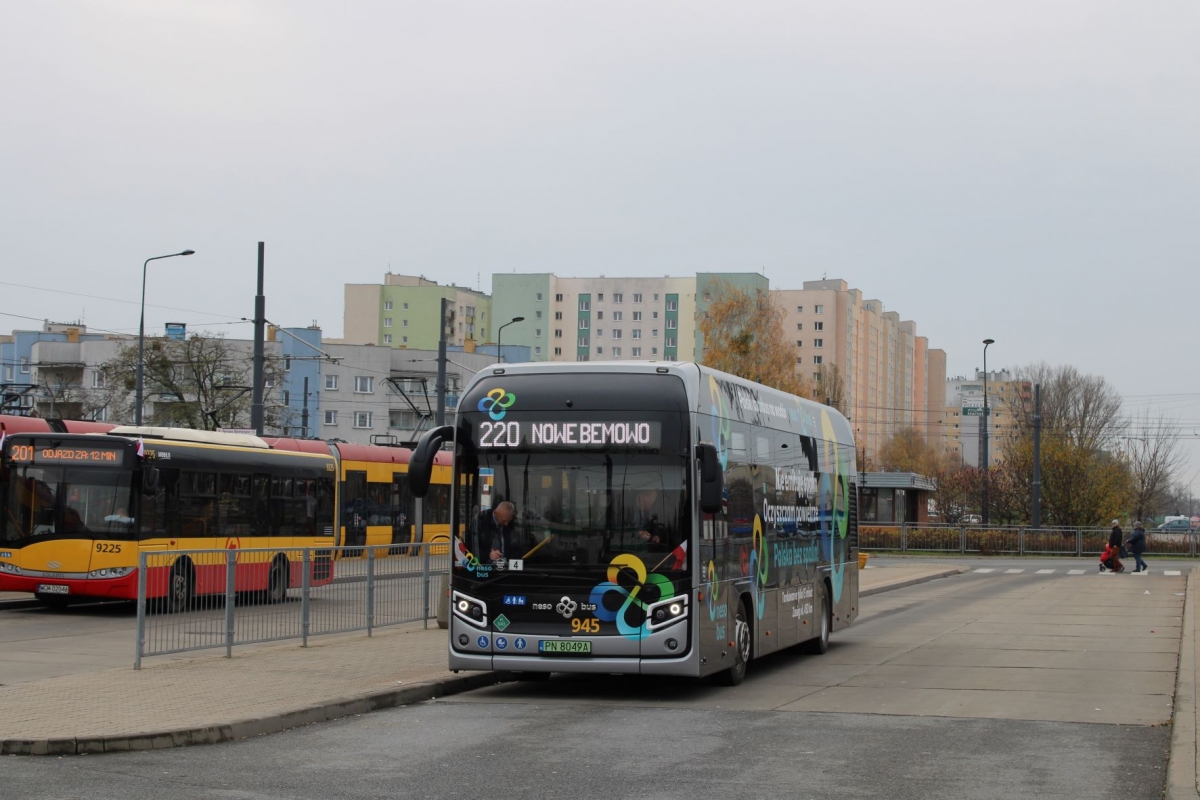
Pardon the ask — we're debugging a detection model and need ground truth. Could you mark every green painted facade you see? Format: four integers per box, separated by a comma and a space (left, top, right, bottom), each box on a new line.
664, 293, 679, 361
576, 293, 591, 361
376, 284, 491, 350
491, 274, 551, 360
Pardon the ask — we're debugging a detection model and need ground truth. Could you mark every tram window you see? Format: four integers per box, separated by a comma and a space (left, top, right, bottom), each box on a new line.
393, 474, 414, 535
367, 481, 392, 526
423, 484, 451, 525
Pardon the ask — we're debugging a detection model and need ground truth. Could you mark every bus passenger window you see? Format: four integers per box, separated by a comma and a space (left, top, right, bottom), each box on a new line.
271, 476, 295, 537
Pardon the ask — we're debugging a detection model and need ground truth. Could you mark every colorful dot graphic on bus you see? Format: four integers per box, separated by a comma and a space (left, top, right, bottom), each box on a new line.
749, 515, 768, 620
590, 553, 675, 640
477, 388, 517, 420
819, 408, 850, 603
705, 560, 720, 621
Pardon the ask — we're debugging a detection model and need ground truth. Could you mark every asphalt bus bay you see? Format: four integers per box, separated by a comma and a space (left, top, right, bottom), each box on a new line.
3, 565, 1181, 799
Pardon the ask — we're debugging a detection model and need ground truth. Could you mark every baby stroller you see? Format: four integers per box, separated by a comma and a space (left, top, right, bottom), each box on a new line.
1099, 543, 1125, 573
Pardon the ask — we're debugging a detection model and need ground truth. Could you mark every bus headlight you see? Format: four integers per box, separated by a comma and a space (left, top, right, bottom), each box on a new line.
0, 562, 21, 575
451, 591, 488, 629
89, 566, 135, 579
647, 595, 688, 631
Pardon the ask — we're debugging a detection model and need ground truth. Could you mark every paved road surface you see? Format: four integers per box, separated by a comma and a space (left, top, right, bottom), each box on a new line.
5, 567, 1177, 799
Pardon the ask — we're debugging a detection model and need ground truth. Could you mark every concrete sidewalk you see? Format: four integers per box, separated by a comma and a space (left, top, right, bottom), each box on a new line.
0, 563, 963, 756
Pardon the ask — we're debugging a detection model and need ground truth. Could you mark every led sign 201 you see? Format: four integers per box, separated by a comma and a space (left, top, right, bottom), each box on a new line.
7, 441, 125, 465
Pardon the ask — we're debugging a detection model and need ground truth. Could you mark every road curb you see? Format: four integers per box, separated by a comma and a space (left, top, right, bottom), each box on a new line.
1166, 567, 1199, 799
860, 567, 968, 597
0, 671, 516, 756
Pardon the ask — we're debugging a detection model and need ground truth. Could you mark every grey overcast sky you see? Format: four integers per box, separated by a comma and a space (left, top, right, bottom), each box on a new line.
2, 2, 1198, 488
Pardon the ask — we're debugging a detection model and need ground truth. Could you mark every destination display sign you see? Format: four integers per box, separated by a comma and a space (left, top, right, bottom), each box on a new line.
473, 419, 662, 450
6, 441, 126, 466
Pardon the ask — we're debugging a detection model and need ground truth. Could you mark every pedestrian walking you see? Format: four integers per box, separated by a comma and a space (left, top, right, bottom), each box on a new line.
1127, 520, 1148, 573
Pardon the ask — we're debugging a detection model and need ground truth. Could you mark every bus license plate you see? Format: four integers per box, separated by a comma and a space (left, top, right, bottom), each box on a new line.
37, 584, 69, 595
538, 639, 591, 655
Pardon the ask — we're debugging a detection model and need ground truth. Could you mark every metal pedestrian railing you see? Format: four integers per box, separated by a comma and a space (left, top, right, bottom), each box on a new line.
859, 523, 1200, 557
135, 544, 449, 668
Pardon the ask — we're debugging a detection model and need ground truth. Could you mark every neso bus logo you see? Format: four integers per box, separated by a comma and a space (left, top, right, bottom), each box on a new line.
556, 596, 578, 618
478, 388, 517, 420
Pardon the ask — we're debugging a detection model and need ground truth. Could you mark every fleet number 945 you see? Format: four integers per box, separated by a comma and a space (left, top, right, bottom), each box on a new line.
571, 618, 600, 634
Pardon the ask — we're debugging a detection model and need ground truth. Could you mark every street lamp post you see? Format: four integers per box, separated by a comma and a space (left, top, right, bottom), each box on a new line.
136, 250, 195, 425
981, 338, 995, 525
496, 316, 525, 364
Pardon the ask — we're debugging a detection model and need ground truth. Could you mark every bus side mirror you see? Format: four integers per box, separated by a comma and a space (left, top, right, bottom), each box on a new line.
697, 443, 723, 515
409, 425, 454, 498
142, 467, 160, 494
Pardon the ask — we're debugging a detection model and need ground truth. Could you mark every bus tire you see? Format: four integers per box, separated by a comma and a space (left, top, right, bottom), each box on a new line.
717, 598, 752, 686
802, 581, 831, 655
267, 557, 290, 604
163, 559, 194, 614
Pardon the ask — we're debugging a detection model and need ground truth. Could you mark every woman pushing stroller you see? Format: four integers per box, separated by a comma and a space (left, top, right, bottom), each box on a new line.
1099, 519, 1125, 573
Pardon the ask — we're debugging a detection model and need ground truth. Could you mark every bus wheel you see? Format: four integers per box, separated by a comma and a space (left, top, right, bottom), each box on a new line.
267, 558, 289, 604
163, 561, 194, 614
717, 600, 752, 686
802, 582, 831, 655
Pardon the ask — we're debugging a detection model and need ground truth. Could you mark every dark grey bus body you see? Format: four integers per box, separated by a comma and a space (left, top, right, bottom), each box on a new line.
431, 361, 858, 680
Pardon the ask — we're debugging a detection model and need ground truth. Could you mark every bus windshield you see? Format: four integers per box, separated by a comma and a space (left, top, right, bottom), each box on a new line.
2, 465, 136, 545
459, 451, 688, 574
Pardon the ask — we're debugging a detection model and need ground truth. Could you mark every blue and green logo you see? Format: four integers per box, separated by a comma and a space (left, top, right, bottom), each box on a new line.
478, 388, 517, 420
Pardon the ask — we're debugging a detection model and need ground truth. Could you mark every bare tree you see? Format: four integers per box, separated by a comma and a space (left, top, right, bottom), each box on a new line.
99, 335, 283, 430
999, 363, 1131, 525
1125, 411, 1187, 521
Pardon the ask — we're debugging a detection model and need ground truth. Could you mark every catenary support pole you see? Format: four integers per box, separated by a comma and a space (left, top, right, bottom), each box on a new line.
436, 297, 448, 426
1032, 383, 1042, 529
251, 242, 266, 435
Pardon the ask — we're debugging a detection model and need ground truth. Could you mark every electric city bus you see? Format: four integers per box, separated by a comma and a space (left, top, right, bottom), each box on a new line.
408, 361, 858, 685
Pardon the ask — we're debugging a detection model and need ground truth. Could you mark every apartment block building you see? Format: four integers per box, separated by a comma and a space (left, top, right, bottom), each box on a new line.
2, 321, 501, 447
490, 272, 768, 362
772, 279, 947, 464
937, 370, 1032, 468
343, 274, 492, 350
338, 272, 946, 465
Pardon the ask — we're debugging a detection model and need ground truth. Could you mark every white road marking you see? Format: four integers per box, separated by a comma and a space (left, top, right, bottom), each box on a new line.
1036, 569, 1055, 574
973, 568, 995, 574
1165, 570, 1182, 576
1068, 569, 1085, 575
1004, 569, 1025, 574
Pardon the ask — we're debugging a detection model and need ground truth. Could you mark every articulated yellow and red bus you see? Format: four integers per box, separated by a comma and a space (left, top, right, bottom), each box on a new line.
0, 418, 453, 609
